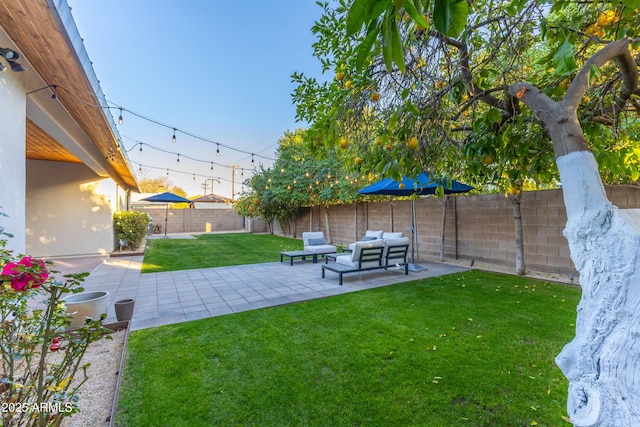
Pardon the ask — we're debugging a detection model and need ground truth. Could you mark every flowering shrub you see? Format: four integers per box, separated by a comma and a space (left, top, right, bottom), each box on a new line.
1, 237, 109, 426
113, 211, 151, 250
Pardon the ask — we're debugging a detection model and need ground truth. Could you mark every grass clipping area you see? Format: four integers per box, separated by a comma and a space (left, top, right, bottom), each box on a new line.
116, 270, 579, 426
141, 233, 302, 273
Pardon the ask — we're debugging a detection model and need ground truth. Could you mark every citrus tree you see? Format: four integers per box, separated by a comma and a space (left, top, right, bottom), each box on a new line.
294, 0, 640, 424
237, 129, 365, 240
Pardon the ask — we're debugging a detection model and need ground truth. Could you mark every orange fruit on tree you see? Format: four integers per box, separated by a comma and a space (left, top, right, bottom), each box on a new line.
354, 157, 362, 165
408, 136, 419, 149
597, 10, 616, 26
483, 156, 494, 165
336, 71, 345, 81
371, 92, 380, 102
508, 186, 520, 196
399, 183, 406, 189
385, 144, 392, 151
339, 137, 348, 149
345, 80, 353, 89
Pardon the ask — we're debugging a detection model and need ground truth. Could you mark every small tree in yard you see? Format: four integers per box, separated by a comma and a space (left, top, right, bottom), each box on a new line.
295, 0, 640, 425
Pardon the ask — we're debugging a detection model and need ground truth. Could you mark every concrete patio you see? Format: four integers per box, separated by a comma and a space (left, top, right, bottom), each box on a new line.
62, 254, 468, 331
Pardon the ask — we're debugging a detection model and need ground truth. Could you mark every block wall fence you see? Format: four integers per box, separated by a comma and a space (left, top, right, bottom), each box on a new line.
134, 207, 245, 234
271, 185, 640, 278
132, 186, 639, 278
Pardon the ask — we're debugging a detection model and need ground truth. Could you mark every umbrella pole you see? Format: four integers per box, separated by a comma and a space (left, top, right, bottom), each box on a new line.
408, 198, 426, 272
164, 203, 169, 238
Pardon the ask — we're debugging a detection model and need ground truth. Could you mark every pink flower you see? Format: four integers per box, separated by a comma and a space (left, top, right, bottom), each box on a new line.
1, 256, 49, 291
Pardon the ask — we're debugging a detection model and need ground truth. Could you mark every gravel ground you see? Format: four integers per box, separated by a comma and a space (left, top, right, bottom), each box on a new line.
62, 330, 126, 427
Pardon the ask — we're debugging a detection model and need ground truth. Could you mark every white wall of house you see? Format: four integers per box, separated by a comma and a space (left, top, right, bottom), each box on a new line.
0, 69, 27, 253
26, 160, 118, 257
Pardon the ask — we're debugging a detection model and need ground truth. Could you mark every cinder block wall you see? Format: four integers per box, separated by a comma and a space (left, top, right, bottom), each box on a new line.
136, 207, 245, 234
283, 185, 639, 277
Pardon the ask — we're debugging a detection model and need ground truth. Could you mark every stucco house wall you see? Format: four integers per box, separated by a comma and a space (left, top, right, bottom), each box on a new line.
0, 65, 27, 252
26, 160, 119, 257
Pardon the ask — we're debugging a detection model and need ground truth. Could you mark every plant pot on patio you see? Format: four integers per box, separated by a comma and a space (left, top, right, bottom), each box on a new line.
64, 291, 110, 331
114, 298, 135, 322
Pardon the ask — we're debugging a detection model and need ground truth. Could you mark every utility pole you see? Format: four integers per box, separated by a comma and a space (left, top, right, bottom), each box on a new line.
201, 181, 208, 195
206, 178, 217, 195
229, 165, 239, 201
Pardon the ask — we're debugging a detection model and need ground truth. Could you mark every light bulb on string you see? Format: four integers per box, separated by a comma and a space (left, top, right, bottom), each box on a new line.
251, 154, 254, 166
216, 144, 220, 157
118, 108, 123, 125
172, 128, 176, 143
176, 154, 180, 164
241, 169, 244, 177
193, 174, 196, 181
138, 164, 142, 172
166, 169, 169, 176
210, 162, 214, 172
139, 144, 143, 155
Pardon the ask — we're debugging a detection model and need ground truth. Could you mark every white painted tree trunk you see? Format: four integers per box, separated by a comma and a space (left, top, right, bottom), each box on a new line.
508, 38, 640, 425
554, 151, 640, 426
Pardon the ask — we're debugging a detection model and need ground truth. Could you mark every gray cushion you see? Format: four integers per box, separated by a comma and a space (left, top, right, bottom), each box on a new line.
308, 237, 326, 246
361, 236, 378, 242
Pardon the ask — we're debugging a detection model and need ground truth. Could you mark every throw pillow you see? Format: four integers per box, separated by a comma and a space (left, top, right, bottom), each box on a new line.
308, 237, 326, 245
361, 236, 378, 241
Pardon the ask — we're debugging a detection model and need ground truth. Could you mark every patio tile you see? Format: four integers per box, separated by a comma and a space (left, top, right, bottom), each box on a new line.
75, 255, 468, 331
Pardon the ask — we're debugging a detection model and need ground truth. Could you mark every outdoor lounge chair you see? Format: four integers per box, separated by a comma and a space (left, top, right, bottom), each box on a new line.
302, 231, 337, 256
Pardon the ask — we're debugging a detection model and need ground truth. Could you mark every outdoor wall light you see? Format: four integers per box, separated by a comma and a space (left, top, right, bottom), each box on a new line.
0, 47, 26, 72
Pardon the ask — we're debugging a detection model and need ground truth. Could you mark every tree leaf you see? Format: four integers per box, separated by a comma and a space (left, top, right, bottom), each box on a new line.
355, 26, 381, 70
433, 0, 469, 38
347, 0, 392, 36
487, 108, 502, 124
405, 0, 430, 28
552, 41, 578, 76
588, 63, 601, 86
389, 14, 407, 73
621, 0, 640, 8
382, 9, 395, 71
347, 0, 374, 36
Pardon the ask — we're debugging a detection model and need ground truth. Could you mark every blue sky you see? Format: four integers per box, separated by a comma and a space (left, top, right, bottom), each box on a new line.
67, 0, 332, 198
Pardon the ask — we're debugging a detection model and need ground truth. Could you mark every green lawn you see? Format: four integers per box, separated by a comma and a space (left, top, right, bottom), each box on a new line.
142, 233, 303, 273
116, 270, 579, 426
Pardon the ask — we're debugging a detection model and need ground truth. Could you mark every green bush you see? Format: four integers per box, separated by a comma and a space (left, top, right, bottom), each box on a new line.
113, 211, 151, 250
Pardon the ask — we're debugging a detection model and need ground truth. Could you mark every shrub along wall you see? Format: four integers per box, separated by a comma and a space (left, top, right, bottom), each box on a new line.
273, 185, 639, 278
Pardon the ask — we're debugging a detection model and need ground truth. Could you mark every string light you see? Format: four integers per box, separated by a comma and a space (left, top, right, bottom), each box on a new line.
251, 154, 255, 166
138, 144, 143, 155
176, 154, 180, 164
29, 86, 276, 163
210, 162, 214, 172
216, 143, 220, 157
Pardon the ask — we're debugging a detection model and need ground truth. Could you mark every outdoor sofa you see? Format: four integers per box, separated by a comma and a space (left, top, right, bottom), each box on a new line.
322, 239, 409, 285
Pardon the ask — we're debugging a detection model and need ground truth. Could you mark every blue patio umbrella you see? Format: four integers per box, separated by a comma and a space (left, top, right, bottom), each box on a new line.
358, 173, 473, 271
140, 192, 192, 237
358, 172, 473, 196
